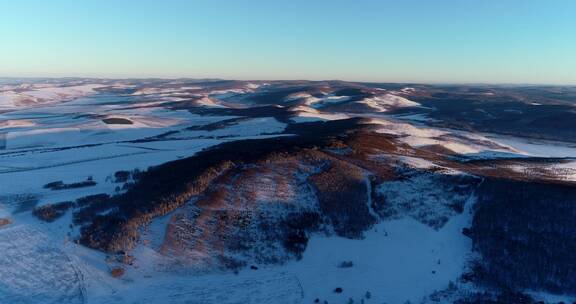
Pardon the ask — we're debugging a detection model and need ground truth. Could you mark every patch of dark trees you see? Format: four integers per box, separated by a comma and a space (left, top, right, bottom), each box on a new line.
308, 159, 376, 238
248, 86, 314, 105
43, 178, 96, 191
102, 117, 133, 125
111, 169, 142, 184
113, 171, 131, 183
73, 193, 114, 225
186, 105, 296, 124
32, 193, 111, 223
33, 201, 74, 222
332, 87, 374, 102
466, 177, 576, 295
279, 212, 324, 259
411, 88, 576, 143
185, 117, 251, 132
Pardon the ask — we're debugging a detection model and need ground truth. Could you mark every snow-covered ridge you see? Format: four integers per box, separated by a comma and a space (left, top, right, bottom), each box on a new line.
131, 86, 202, 96
286, 91, 420, 112
289, 105, 350, 122
0, 84, 105, 111
360, 94, 421, 112
370, 118, 522, 156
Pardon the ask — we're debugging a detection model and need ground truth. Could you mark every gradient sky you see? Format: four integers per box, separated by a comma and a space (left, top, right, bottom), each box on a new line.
1, 0, 575, 84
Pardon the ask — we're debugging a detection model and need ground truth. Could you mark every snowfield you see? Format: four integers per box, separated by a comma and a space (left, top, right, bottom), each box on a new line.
284, 213, 473, 304
0, 84, 105, 111
370, 118, 524, 156
0, 226, 84, 304
360, 94, 421, 112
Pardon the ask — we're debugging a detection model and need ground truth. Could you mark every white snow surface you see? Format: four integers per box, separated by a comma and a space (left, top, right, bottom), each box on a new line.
284, 213, 473, 304
370, 118, 523, 156
289, 106, 350, 122
0, 226, 84, 304
360, 94, 421, 112
486, 134, 576, 158
0, 84, 105, 111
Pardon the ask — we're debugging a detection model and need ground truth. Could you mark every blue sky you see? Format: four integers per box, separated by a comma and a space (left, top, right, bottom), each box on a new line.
1, 0, 575, 84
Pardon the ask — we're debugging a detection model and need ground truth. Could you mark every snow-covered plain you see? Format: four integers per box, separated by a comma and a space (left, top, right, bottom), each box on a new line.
0, 226, 84, 304
286, 213, 473, 304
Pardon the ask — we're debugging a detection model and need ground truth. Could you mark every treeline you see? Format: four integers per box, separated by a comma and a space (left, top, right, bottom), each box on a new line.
32, 193, 111, 223
43, 177, 96, 191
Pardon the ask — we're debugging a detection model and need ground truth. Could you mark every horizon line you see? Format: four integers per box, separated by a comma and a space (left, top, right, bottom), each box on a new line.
0, 75, 575, 87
